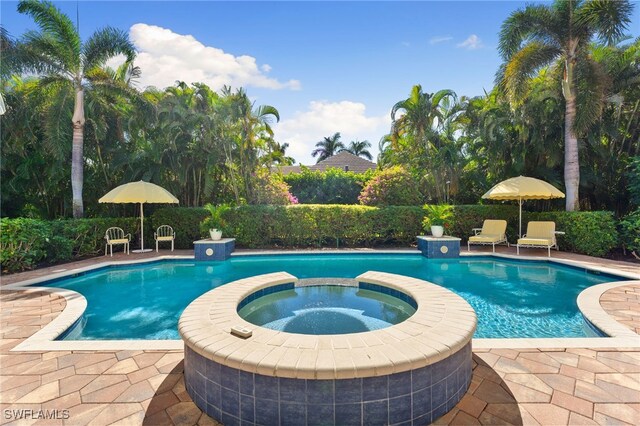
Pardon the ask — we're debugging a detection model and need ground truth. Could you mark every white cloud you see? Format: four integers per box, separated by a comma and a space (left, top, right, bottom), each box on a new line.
109, 23, 300, 91
401, 41, 411, 47
457, 34, 483, 50
274, 101, 391, 165
429, 36, 453, 45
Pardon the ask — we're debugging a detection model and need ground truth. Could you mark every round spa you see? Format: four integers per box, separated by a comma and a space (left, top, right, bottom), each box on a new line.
179, 271, 477, 426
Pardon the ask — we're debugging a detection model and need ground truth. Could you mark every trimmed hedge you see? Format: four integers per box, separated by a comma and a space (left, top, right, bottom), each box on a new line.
220, 205, 424, 247
0, 205, 625, 272
283, 168, 371, 204
448, 205, 520, 241
150, 207, 209, 249
524, 211, 618, 257
0, 217, 143, 273
620, 209, 640, 254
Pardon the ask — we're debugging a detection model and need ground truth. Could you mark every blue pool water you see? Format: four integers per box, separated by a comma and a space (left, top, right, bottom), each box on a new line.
238, 286, 417, 335
43, 254, 625, 339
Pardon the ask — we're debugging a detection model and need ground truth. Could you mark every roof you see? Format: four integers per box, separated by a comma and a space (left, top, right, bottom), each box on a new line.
311, 151, 377, 173
276, 152, 377, 175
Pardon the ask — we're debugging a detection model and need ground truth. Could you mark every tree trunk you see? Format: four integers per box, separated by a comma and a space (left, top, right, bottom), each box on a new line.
564, 94, 580, 211
71, 86, 85, 218
562, 50, 580, 212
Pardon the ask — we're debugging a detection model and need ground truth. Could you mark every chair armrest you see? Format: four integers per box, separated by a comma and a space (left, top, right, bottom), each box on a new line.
472, 228, 482, 235
154, 232, 158, 239
555, 231, 565, 235
126, 233, 132, 241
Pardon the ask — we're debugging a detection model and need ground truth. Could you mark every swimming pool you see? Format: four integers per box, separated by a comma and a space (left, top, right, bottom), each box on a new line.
43, 254, 625, 339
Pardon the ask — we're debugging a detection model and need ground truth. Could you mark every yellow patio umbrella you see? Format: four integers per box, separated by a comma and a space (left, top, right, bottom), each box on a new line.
482, 176, 565, 238
99, 181, 179, 252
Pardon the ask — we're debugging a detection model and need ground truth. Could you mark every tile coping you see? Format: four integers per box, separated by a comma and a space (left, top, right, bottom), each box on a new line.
3, 251, 638, 352
178, 271, 477, 379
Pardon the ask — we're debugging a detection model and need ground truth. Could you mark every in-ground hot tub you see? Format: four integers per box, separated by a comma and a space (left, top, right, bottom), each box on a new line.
179, 271, 477, 426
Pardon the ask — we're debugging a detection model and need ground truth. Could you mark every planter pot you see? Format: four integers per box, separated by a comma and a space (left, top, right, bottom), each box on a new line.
430, 225, 444, 238
209, 229, 223, 241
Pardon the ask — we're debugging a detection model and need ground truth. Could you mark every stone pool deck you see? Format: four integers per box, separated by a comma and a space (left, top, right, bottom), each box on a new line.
1, 248, 639, 425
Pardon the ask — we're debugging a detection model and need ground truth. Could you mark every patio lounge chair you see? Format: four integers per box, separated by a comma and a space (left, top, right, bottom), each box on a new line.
516, 221, 558, 257
154, 225, 175, 252
467, 220, 509, 253
104, 227, 131, 256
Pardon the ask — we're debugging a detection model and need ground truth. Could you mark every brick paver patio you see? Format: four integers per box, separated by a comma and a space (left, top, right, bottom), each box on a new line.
1, 249, 639, 425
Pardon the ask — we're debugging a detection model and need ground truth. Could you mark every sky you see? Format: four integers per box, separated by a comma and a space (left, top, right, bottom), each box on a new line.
3, 1, 639, 164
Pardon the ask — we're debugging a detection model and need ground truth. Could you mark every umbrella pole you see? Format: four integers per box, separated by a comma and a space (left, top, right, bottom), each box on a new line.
140, 202, 144, 251
132, 202, 152, 253
519, 198, 523, 238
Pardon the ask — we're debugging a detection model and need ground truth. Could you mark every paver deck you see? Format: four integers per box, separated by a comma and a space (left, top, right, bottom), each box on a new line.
1, 248, 639, 425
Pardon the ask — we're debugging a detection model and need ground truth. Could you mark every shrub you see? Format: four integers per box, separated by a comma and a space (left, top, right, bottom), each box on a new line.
1, 218, 54, 272
51, 217, 145, 257
250, 171, 295, 205
151, 207, 209, 248
221, 204, 424, 248
359, 166, 423, 206
524, 211, 618, 257
283, 167, 373, 204
620, 209, 640, 255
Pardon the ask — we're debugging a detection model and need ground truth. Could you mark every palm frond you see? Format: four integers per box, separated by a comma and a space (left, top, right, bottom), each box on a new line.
82, 27, 135, 70
576, 0, 634, 45
574, 55, 610, 135
17, 0, 80, 65
14, 32, 74, 76
503, 42, 562, 101
498, 4, 559, 60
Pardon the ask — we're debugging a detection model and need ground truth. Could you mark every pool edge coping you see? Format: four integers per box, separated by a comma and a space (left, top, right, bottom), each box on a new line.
4, 250, 639, 352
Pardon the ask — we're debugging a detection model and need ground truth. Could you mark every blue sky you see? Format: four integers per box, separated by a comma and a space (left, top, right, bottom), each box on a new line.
3, 1, 639, 164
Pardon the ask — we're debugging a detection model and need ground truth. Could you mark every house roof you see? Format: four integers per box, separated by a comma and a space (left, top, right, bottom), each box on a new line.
310, 151, 377, 173
276, 152, 377, 175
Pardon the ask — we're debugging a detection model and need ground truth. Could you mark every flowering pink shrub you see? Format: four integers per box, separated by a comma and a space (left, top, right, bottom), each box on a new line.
251, 170, 296, 205
287, 192, 299, 204
358, 166, 423, 206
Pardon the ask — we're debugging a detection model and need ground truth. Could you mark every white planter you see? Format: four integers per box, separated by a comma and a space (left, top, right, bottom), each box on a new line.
430, 225, 444, 238
209, 229, 223, 241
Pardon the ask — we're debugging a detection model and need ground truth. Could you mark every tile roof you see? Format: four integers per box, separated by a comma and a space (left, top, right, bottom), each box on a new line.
278, 151, 377, 175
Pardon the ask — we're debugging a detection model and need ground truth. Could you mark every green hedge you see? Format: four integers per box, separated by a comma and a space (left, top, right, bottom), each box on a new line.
620, 209, 640, 253
0, 205, 624, 273
283, 168, 371, 204
524, 211, 618, 257
448, 205, 520, 241
150, 207, 209, 249
220, 205, 424, 247
0, 217, 143, 273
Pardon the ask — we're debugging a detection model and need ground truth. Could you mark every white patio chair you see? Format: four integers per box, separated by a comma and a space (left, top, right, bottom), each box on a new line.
154, 225, 175, 252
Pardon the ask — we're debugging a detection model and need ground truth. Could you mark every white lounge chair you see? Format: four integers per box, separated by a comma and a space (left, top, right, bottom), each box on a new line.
467, 220, 509, 253
154, 225, 175, 252
104, 227, 131, 256
516, 221, 558, 257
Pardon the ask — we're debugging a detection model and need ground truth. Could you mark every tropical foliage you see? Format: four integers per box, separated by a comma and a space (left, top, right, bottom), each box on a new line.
311, 132, 345, 163
342, 140, 373, 160
497, 0, 634, 211
1, 0, 638, 263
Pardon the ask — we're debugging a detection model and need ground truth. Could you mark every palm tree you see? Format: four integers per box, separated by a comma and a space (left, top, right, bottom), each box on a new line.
391, 85, 456, 153
311, 132, 345, 162
15, 0, 135, 217
498, 0, 633, 211
342, 140, 373, 160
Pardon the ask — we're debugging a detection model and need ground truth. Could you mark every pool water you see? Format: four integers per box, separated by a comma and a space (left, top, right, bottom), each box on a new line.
44, 254, 625, 340
238, 286, 417, 335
